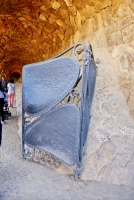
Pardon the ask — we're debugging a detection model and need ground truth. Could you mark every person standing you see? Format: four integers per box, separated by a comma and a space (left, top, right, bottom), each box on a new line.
0, 82, 5, 124
8, 79, 15, 108
0, 120, 2, 146
1, 76, 8, 93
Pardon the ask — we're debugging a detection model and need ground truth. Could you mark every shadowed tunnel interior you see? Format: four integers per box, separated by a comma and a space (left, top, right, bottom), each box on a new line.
0, 0, 95, 80
0, 0, 118, 80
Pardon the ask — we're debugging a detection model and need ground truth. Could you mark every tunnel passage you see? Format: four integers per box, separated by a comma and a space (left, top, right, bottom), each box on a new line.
0, 0, 134, 186
0, 0, 93, 78
10, 72, 21, 82
0, 0, 134, 117
0, 0, 116, 73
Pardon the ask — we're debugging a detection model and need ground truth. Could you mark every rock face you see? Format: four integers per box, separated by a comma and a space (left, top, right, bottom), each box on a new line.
1, 0, 134, 186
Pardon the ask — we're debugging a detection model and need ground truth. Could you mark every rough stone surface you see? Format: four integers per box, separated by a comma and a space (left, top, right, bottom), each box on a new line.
101, 102, 114, 117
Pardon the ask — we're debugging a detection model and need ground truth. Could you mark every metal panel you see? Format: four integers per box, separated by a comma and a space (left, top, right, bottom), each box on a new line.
22, 56, 80, 115
22, 42, 96, 180
25, 104, 80, 166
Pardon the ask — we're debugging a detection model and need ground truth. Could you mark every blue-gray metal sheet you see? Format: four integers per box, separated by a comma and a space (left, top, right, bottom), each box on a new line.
24, 103, 80, 166
83, 58, 96, 145
22, 56, 80, 116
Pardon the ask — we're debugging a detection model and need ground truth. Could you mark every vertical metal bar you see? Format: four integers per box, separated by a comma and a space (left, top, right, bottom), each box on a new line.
22, 82, 25, 159
79, 45, 87, 163
79, 44, 91, 163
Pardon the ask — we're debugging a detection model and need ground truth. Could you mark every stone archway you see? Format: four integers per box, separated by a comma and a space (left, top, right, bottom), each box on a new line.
10, 71, 21, 82
3, 63, 22, 81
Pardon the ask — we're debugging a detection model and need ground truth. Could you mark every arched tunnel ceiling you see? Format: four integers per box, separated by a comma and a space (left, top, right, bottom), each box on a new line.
0, 0, 118, 78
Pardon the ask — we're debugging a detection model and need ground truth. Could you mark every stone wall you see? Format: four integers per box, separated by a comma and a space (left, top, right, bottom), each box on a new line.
58, 1, 134, 120
55, 0, 134, 186
15, 78, 22, 139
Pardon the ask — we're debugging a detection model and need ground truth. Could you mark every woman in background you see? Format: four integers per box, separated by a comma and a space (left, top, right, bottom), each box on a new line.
8, 79, 15, 108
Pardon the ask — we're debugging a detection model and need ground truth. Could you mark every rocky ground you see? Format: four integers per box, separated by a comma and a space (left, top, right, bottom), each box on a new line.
0, 107, 134, 200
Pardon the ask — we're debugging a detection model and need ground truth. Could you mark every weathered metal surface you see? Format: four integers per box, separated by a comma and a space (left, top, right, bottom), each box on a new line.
22, 42, 96, 180
82, 58, 97, 146
22, 56, 80, 115
25, 104, 80, 166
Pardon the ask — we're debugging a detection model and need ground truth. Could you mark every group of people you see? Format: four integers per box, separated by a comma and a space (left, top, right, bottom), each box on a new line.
0, 76, 15, 146
0, 76, 15, 122
0, 76, 15, 124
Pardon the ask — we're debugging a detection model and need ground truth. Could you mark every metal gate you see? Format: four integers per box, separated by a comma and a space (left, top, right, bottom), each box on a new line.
22, 42, 96, 179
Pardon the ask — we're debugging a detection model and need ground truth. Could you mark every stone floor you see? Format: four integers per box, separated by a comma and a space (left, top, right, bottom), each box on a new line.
0, 107, 134, 200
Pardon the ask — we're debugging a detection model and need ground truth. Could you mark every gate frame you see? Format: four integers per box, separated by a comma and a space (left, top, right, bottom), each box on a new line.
22, 42, 96, 180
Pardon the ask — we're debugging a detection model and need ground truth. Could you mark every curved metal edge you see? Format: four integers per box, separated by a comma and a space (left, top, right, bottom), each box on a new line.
52, 42, 86, 59
23, 141, 78, 167
23, 143, 81, 178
